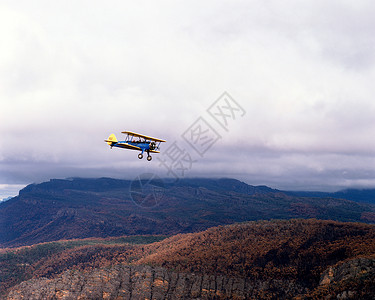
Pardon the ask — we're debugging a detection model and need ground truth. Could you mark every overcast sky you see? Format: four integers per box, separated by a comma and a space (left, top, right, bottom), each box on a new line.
1, 0, 375, 199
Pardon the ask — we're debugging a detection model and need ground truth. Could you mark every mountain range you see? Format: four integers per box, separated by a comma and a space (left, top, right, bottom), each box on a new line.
1, 177, 375, 298
1, 177, 375, 248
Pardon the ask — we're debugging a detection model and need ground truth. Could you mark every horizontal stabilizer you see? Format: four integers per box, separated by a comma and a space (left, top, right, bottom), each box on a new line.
105, 134, 118, 145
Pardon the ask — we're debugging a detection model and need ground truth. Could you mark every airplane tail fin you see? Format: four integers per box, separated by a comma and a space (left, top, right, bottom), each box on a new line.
105, 134, 118, 145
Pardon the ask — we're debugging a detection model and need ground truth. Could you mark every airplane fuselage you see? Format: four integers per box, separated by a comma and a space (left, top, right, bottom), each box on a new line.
113, 141, 151, 151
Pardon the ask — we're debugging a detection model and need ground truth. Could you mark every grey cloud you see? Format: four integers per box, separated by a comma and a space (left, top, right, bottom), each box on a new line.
1, 1, 375, 195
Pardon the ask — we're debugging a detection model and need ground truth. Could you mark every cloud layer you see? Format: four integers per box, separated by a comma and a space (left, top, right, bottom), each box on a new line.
1, 0, 375, 193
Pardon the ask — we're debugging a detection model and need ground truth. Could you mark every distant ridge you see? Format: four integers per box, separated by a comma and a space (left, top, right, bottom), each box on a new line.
286, 188, 375, 205
0, 196, 13, 203
1, 177, 375, 247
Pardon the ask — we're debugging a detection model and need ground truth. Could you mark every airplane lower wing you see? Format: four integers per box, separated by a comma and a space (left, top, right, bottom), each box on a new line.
116, 143, 142, 151
149, 150, 160, 153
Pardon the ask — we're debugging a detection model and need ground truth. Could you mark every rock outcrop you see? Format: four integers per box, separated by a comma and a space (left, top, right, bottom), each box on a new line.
306, 257, 375, 299
320, 257, 375, 285
6, 264, 306, 299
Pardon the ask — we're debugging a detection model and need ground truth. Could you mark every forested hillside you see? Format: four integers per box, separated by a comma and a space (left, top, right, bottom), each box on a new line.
2, 219, 375, 299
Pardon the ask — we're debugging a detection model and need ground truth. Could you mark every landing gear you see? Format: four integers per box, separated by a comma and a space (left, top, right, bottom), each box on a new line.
138, 151, 152, 161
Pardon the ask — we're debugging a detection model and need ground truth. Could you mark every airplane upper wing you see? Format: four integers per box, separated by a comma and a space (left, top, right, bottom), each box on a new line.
116, 143, 142, 151
121, 131, 166, 143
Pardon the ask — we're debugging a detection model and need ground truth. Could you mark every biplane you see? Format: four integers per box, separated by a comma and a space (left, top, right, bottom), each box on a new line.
105, 131, 166, 161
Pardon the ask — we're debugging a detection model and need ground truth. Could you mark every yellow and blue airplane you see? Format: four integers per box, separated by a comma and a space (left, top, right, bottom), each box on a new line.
105, 131, 166, 161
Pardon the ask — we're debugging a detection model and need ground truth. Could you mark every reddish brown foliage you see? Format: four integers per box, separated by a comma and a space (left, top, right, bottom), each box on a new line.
2, 219, 375, 297
138, 219, 375, 287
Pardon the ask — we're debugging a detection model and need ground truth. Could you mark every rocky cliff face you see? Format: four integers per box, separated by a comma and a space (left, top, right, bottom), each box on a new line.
6, 264, 306, 300
320, 257, 375, 286
303, 257, 375, 299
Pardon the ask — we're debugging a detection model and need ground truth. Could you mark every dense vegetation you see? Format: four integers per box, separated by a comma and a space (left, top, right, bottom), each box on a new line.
140, 219, 375, 284
2, 219, 375, 298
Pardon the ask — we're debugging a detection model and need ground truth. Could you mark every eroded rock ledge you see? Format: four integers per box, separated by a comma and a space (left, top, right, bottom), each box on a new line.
6, 264, 305, 299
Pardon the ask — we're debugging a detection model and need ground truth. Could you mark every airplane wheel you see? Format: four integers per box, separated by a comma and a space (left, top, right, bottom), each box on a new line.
138, 153, 143, 159
147, 155, 152, 161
